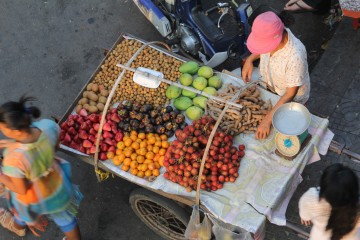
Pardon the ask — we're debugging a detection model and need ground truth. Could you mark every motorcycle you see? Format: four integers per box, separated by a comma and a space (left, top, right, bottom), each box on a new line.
132, 0, 253, 68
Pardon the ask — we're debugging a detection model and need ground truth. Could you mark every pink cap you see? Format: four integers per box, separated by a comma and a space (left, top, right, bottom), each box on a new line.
247, 11, 284, 54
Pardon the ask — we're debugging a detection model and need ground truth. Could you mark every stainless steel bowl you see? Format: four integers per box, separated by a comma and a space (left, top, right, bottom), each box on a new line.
272, 102, 311, 136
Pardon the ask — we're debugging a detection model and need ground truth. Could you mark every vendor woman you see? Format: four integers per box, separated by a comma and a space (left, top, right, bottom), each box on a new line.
242, 11, 310, 139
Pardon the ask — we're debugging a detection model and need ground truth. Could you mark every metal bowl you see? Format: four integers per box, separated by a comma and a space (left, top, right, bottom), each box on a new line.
272, 102, 311, 136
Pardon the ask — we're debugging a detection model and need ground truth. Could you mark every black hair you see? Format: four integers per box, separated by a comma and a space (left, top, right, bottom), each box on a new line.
0, 96, 41, 131
248, 5, 295, 28
319, 164, 359, 240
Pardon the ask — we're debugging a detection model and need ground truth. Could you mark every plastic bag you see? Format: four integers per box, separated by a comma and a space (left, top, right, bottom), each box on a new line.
208, 215, 253, 240
185, 206, 212, 240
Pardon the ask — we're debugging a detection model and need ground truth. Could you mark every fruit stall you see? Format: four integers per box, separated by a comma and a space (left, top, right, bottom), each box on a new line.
59, 34, 334, 240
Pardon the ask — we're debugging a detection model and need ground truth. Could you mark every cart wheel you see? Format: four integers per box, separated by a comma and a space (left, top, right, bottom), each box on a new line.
129, 188, 190, 240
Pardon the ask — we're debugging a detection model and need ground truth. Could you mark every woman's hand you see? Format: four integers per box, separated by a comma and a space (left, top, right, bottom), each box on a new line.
241, 54, 260, 83
0, 140, 19, 149
301, 218, 312, 226
242, 59, 254, 83
255, 118, 272, 139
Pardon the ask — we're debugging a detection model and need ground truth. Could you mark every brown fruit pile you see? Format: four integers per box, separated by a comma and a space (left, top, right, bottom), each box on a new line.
92, 39, 182, 107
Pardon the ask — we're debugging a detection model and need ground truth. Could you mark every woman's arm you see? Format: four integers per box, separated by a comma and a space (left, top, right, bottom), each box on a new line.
255, 86, 299, 139
0, 173, 28, 195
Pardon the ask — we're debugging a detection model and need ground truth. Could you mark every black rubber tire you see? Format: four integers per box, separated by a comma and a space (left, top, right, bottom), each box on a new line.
129, 188, 190, 240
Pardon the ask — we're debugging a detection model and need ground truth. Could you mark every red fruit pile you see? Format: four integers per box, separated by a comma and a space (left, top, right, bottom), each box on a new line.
60, 108, 123, 160
163, 116, 245, 192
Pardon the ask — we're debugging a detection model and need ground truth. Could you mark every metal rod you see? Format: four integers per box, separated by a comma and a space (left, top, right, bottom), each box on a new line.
329, 140, 360, 161
116, 63, 243, 110
285, 222, 310, 239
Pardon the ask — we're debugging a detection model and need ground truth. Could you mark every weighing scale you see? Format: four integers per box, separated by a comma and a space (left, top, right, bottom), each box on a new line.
272, 102, 312, 159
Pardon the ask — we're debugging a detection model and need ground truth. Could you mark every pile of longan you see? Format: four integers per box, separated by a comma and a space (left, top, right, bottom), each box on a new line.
92, 39, 182, 107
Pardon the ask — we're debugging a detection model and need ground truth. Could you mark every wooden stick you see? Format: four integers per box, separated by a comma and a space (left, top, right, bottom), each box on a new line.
194, 87, 243, 224
116, 64, 244, 110
93, 41, 170, 182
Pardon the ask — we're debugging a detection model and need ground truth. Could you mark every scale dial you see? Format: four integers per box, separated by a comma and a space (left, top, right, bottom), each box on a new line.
275, 133, 301, 157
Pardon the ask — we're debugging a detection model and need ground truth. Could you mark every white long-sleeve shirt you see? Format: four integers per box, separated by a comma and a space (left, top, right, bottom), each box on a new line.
299, 187, 360, 240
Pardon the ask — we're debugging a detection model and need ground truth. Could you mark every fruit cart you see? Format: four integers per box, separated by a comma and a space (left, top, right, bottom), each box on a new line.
58, 33, 338, 240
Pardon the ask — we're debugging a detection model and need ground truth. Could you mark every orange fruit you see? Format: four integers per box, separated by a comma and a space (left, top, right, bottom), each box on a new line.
130, 161, 139, 169
154, 162, 161, 169
117, 141, 125, 150
124, 138, 132, 147
138, 132, 146, 140
160, 134, 167, 141
148, 137, 156, 145
152, 146, 160, 154
147, 133, 154, 139
144, 159, 153, 164
140, 163, 148, 172
158, 156, 164, 167
118, 153, 126, 162
159, 148, 166, 156
123, 136, 130, 142
112, 156, 121, 166
140, 141, 147, 148
161, 141, 169, 149
139, 147, 147, 156
107, 152, 115, 159
130, 168, 138, 175
124, 149, 133, 157
130, 153, 138, 161
130, 130, 138, 136
136, 155, 145, 164
146, 145, 153, 152
136, 139, 142, 143
121, 164, 130, 172
144, 170, 152, 177
124, 158, 132, 166
116, 149, 122, 155
153, 154, 160, 162
137, 171, 145, 178
155, 141, 162, 147
145, 152, 155, 160
152, 169, 160, 177
148, 163, 156, 171
130, 134, 137, 142
131, 142, 140, 150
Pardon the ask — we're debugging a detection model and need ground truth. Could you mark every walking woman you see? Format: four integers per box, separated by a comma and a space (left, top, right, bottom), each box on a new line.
0, 96, 81, 240
299, 164, 360, 239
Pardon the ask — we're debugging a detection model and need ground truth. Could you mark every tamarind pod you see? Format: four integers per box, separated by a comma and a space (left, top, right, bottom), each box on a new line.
252, 89, 260, 98
239, 91, 251, 98
247, 105, 261, 110
246, 108, 252, 122
243, 119, 256, 126
226, 109, 241, 115
239, 101, 253, 106
243, 130, 256, 134
239, 126, 246, 133
244, 96, 259, 103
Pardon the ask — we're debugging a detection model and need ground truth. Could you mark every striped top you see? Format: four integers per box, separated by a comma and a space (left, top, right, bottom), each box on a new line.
299, 187, 360, 240
1, 119, 73, 224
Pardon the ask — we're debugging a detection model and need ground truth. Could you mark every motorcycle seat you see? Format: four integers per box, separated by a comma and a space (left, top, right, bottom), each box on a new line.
191, 7, 223, 42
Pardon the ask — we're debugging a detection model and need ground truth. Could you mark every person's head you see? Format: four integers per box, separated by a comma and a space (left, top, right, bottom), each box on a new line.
319, 164, 359, 240
247, 9, 294, 55
0, 96, 41, 139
